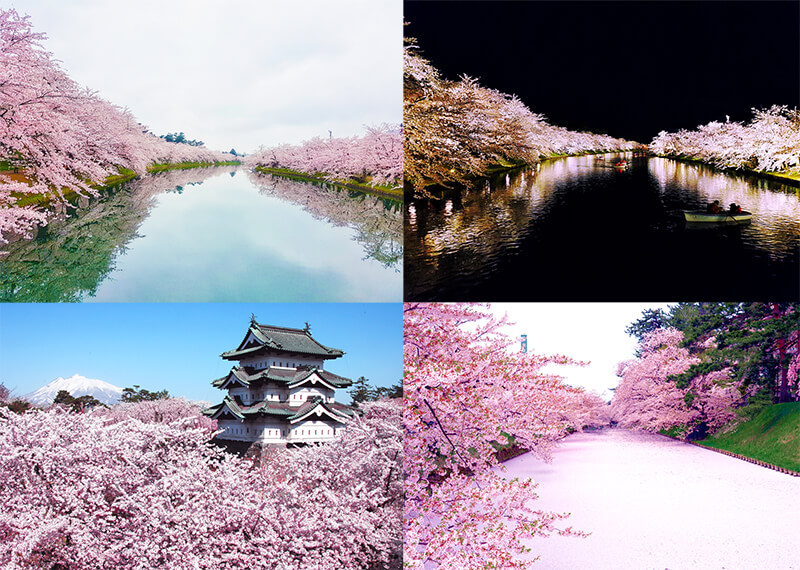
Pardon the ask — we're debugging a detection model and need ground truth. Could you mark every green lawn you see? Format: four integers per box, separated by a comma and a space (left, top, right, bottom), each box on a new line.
697, 402, 800, 472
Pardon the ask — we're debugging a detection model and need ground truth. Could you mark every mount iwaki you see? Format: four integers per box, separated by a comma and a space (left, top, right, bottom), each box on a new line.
25, 374, 123, 406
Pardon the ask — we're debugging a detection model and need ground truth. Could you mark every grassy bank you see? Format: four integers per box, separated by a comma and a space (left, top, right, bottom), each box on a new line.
2, 161, 240, 209
655, 154, 800, 188
697, 402, 800, 472
253, 166, 402, 200
145, 160, 240, 173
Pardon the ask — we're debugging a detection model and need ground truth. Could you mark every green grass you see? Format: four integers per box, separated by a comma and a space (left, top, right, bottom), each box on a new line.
145, 160, 240, 173
696, 402, 800, 472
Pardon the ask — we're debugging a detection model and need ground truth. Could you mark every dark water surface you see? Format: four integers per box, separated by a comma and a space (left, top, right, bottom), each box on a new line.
405, 154, 800, 300
1, 168, 402, 302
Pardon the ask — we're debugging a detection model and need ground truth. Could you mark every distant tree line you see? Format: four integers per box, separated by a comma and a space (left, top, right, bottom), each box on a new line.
159, 132, 204, 146
348, 376, 402, 405
121, 384, 170, 403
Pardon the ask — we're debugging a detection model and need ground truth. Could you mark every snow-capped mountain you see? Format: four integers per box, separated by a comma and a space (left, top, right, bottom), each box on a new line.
25, 374, 123, 406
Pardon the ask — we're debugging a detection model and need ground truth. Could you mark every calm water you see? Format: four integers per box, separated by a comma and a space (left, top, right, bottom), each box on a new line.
405, 154, 800, 300
1, 167, 402, 302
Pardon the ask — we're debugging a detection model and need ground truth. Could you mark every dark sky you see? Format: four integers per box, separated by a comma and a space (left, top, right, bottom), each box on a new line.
405, 1, 800, 143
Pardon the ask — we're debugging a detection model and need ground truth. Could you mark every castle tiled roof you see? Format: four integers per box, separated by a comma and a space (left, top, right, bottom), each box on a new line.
221, 322, 344, 361
203, 395, 355, 423
211, 365, 353, 390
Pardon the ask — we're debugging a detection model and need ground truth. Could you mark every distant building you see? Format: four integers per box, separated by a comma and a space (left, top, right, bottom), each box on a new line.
204, 318, 355, 446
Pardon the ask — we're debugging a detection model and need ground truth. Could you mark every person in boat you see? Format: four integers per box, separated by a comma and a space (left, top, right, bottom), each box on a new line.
729, 202, 742, 214
706, 200, 723, 214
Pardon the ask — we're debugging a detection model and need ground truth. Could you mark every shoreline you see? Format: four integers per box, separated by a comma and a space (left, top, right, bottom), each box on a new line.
253, 166, 402, 201
0, 161, 241, 249
653, 154, 800, 188
406, 147, 641, 196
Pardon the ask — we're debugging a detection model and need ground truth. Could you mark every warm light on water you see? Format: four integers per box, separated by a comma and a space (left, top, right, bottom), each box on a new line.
405, 155, 799, 300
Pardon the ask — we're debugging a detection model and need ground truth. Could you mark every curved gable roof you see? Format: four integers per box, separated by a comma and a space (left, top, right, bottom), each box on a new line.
221, 322, 345, 361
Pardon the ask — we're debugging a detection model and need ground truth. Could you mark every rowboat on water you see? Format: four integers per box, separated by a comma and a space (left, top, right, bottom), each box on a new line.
683, 210, 752, 223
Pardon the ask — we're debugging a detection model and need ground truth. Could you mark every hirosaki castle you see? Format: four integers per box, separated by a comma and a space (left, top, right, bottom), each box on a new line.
204, 318, 356, 446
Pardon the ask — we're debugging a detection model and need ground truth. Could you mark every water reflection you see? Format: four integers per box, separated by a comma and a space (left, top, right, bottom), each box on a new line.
648, 158, 800, 260
405, 155, 799, 300
246, 172, 402, 270
1, 167, 402, 302
0, 167, 234, 302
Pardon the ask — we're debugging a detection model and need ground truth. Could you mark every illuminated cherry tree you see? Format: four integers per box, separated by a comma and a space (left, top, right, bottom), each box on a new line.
404, 303, 589, 569
650, 105, 800, 173
403, 40, 638, 190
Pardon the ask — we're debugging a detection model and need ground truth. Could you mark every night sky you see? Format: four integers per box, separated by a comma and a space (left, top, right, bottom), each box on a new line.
405, 1, 800, 144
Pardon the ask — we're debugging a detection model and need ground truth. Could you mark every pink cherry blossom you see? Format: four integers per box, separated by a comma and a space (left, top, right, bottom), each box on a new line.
404, 303, 592, 569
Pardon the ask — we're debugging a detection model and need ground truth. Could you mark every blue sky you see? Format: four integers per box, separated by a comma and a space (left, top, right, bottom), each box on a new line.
0, 303, 403, 404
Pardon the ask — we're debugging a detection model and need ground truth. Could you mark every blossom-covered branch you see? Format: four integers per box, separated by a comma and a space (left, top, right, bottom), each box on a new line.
404, 303, 597, 569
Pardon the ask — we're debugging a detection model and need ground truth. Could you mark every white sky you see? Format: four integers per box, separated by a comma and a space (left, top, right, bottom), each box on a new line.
489, 303, 673, 401
9, 0, 401, 154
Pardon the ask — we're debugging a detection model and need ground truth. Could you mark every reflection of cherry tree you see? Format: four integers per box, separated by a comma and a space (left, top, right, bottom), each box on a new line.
0, 167, 236, 301
406, 155, 613, 268
0, 10, 236, 244
650, 106, 800, 173
648, 158, 800, 259
246, 124, 402, 188
248, 171, 402, 270
404, 40, 638, 190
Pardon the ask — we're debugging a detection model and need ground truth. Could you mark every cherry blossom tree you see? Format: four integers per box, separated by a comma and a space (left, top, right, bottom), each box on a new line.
559, 388, 611, 431
650, 105, 800, 173
611, 328, 700, 432
404, 303, 588, 569
0, 9, 236, 245
403, 39, 638, 191
98, 398, 217, 431
246, 124, 402, 188
611, 327, 748, 437
0, 399, 401, 569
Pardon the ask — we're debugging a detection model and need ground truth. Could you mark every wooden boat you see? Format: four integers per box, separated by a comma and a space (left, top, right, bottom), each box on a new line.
683, 210, 752, 223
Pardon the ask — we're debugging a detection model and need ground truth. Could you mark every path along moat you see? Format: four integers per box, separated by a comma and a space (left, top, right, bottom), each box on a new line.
501, 429, 800, 569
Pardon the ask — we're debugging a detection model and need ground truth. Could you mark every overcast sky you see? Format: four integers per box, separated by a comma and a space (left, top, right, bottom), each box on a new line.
0, 303, 402, 405
490, 303, 672, 400
9, 0, 401, 154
